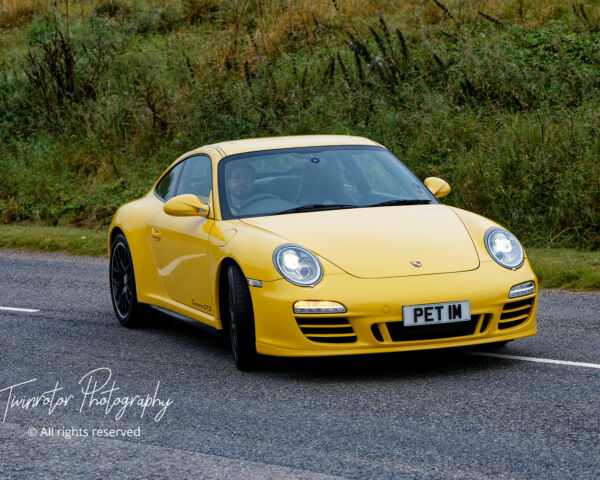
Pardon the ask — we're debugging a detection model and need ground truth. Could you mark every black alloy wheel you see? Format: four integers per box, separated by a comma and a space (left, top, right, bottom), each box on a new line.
110, 233, 142, 327
226, 264, 258, 371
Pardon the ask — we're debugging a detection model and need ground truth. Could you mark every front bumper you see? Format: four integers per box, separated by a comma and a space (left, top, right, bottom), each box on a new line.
250, 261, 537, 357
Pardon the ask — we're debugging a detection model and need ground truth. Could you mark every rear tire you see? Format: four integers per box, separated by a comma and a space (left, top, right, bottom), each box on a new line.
225, 264, 258, 371
110, 233, 143, 328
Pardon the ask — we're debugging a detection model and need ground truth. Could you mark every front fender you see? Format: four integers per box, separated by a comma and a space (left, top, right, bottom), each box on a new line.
207, 220, 345, 324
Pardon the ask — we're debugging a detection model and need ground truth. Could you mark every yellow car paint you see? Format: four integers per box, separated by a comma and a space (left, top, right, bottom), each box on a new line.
163, 194, 209, 217
240, 205, 480, 278
424, 176, 451, 198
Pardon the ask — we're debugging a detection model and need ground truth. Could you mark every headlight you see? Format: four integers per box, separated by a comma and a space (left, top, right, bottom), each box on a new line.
273, 244, 323, 287
484, 228, 525, 269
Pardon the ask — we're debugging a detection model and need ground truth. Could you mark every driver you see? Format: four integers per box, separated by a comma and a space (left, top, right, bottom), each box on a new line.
227, 162, 255, 213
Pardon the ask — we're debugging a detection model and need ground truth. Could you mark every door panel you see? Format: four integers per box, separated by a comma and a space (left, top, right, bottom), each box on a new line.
149, 212, 214, 315
149, 154, 215, 316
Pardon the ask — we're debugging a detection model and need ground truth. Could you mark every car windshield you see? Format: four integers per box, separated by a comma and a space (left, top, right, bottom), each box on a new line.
218, 145, 437, 219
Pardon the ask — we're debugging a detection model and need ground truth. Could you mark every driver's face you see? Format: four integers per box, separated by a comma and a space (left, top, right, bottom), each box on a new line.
228, 166, 254, 201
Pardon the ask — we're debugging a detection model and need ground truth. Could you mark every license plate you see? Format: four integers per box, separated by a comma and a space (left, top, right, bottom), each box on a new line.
402, 301, 470, 326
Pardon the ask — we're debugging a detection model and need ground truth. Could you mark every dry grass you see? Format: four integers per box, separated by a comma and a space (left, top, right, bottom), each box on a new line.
3, 0, 599, 29
234, 0, 420, 71
228, 0, 600, 71
0, 0, 44, 14
0, 0, 46, 25
0, 0, 129, 27
445, 0, 600, 26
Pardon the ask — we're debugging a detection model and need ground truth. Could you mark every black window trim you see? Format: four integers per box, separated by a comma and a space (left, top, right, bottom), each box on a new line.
154, 154, 212, 203
175, 154, 213, 199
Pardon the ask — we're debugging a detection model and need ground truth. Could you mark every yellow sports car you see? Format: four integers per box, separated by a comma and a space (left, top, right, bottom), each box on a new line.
109, 135, 537, 370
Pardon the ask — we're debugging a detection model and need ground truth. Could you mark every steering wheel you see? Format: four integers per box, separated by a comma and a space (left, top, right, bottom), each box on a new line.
239, 193, 281, 210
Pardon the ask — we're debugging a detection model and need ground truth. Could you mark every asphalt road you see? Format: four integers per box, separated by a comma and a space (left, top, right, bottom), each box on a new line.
0, 250, 598, 479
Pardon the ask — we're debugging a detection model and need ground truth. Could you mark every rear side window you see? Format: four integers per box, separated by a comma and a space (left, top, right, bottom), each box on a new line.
155, 162, 184, 201
176, 155, 212, 203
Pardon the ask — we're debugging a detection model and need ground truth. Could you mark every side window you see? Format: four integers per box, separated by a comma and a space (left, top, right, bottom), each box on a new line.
176, 155, 212, 203
155, 162, 184, 201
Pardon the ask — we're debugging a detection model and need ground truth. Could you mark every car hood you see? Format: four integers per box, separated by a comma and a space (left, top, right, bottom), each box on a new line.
240, 205, 480, 278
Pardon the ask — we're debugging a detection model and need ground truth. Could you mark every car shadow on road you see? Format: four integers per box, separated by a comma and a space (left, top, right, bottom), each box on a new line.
139, 311, 513, 380
255, 347, 513, 381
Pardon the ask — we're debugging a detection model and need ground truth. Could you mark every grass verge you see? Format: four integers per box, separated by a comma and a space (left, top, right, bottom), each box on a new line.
0, 225, 598, 291
527, 248, 600, 291
0, 224, 107, 256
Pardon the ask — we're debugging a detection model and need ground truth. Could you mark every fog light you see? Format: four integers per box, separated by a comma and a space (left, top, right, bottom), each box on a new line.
293, 300, 347, 314
509, 281, 536, 298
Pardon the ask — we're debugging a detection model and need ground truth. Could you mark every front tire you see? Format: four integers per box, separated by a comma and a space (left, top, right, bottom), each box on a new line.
110, 233, 143, 327
225, 264, 258, 371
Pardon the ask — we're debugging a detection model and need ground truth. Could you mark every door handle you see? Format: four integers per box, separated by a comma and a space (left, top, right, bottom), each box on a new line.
151, 227, 161, 240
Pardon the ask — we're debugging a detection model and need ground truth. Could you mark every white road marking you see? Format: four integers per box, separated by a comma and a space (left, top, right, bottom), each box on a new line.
466, 351, 600, 370
0, 306, 39, 313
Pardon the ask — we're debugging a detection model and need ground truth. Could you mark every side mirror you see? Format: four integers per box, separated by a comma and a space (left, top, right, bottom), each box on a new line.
424, 177, 451, 199
163, 194, 209, 217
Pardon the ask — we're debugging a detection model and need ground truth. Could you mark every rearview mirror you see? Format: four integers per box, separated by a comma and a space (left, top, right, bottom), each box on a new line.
424, 177, 451, 198
163, 194, 209, 217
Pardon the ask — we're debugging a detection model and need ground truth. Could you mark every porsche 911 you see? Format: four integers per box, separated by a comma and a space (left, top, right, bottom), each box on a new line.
109, 135, 537, 370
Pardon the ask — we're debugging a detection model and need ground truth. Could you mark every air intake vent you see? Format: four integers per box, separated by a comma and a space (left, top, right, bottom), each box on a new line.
499, 298, 533, 330
371, 324, 384, 342
386, 315, 480, 342
479, 313, 492, 333
295, 317, 357, 343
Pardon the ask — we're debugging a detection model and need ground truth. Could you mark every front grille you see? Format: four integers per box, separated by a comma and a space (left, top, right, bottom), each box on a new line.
498, 297, 533, 330
385, 314, 480, 342
295, 317, 357, 344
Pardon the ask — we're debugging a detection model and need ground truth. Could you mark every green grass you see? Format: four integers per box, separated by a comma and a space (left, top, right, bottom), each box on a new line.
528, 248, 600, 291
0, 224, 107, 256
0, 1, 599, 250
0, 225, 598, 290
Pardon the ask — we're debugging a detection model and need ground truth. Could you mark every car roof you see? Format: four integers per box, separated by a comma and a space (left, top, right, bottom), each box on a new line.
200, 135, 383, 158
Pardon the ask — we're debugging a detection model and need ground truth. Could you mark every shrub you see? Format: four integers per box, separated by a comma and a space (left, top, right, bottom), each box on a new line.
182, 0, 220, 24
133, 5, 181, 34
94, 0, 130, 19
24, 23, 112, 116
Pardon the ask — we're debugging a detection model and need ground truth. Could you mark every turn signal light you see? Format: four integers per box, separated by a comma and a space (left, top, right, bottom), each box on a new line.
508, 281, 536, 299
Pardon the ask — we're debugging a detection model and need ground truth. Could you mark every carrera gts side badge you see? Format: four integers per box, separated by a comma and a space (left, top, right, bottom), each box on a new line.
410, 260, 422, 268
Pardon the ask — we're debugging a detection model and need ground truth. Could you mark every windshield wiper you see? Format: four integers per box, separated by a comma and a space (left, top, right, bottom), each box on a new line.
274, 199, 430, 215
276, 204, 358, 214
367, 199, 432, 207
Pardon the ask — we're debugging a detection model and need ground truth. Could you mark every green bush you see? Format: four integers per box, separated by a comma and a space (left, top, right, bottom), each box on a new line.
94, 0, 131, 18
182, 0, 220, 24
0, 1, 599, 249
133, 6, 181, 34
